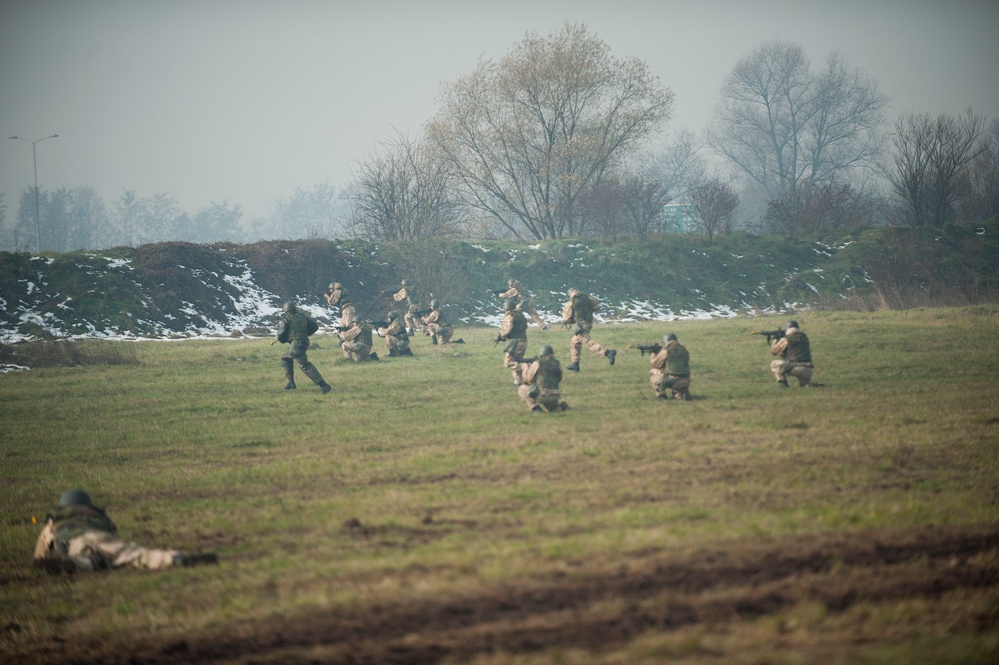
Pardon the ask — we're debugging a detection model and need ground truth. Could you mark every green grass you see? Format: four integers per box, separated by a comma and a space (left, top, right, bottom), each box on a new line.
1, 307, 998, 662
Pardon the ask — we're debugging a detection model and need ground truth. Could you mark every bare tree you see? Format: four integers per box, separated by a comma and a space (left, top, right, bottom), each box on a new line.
711, 41, 889, 198
761, 182, 872, 238
689, 177, 739, 242
427, 22, 673, 240
955, 117, 999, 223
641, 129, 707, 203
271, 182, 347, 239
347, 131, 467, 241
889, 108, 986, 227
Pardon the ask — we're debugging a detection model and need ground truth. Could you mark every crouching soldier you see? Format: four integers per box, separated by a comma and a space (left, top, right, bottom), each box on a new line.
770, 319, 814, 387
277, 302, 332, 393
338, 317, 379, 362
650, 332, 691, 400
518, 344, 570, 412
422, 299, 465, 345
324, 282, 356, 327
378, 311, 413, 357
34, 489, 218, 573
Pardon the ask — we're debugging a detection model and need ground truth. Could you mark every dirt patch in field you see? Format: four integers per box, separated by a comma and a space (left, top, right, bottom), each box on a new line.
10, 525, 999, 664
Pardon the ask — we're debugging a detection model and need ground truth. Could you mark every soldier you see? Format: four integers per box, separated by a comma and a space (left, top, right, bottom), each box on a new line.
770, 319, 814, 387
33, 489, 218, 573
517, 344, 570, 412
497, 298, 528, 385
324, 282, 356, 327
495, 279, 547, 330
650, 332, 691, 400
388, 279, 424, 335
378, 310, 413, 357
421, 299, 465, 345
337, 316, 379, 362
561, 288, 616, 372
276, 301, 332, 393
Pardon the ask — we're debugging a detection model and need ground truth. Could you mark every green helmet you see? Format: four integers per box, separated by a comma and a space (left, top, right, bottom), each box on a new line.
786, 319, 799, 329
58, 488, 93, 509
663, 332, 678, 343
401, 279, 411, 287
387, 311, 399, 321
539, 344, 554, 357
430, 299, 440, 308
504, 299, 517, 311
283, 301, 297, 314
508, 279, 516, 287
328, 282, 337, 290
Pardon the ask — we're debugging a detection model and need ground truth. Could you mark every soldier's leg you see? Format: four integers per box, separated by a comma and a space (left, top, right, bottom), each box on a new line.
567, 334, 583, 369
341, 304, 356, 328
790, 365, 814, 387
281, 353, 296, 389
650, 369, 668, 398
438, 326, 453, 344
70, 532, 180, 570
518, 383, 540, 410
770, 359, 790, 385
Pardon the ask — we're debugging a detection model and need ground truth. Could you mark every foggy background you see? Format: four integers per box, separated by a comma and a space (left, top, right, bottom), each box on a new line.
2, 0, 997, 239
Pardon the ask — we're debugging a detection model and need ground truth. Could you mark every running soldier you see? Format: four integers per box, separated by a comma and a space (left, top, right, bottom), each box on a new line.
276, 301, 332, 393
324, 282, 356, 327
650, 333, 691, 400
497, 298, 528, 385
378, 311, 413, 357
770, 319, 814, 387
517, 344, 569, 412
337, 316, 379, 362
422, 299, 464, 345
495, 279, 547, 330
561, 288, 616, 371
34, 489, 218, 573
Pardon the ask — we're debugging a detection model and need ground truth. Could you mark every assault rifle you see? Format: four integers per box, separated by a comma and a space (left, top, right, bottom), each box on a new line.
750, 328, 786, 344
493, 333, 504, 348
627, 343, 662, 356
515, 356, 538, 364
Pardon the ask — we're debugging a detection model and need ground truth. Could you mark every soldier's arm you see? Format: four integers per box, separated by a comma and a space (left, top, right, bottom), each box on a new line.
33, 518, 56, 559
771, 337, 788, 357
498, 287, 517, 299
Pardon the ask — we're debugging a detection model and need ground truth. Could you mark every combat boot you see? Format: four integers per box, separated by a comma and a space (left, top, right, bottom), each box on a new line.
369, 352, 380, 361
778, 378, 789, 388
431, 335, 438, 345
174, 553, 219, 567
605, 349, 616, 366
388, 349, 398, 357
402, 347, 414, 357
284, 381, 296, 390
319, 381, 333, 394
566, 362, 580, 372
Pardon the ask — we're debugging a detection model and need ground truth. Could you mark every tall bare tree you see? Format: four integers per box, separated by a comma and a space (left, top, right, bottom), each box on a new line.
711, 41, 888, 199
954, 117, 999, 223
347, 131, 467, 241
889, 108, 986, 227
427, 22, 673, 240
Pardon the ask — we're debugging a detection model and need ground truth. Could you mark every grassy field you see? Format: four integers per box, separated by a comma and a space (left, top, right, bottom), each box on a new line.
1, 307, 998, 664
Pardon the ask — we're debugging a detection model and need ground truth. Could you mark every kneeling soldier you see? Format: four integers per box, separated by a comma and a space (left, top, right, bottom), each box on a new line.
378, 311, 413, 357
770, 319, 814, 387
518, 344, 569, 412
650, 332, 691, 400
338, 316, 378, 362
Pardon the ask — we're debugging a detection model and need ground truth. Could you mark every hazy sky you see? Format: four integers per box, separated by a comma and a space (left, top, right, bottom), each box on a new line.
2, 0, 997, 222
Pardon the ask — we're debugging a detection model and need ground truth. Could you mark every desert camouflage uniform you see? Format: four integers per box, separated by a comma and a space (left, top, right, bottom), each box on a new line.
498, 280, 547, 329
518, 355, 569, 412
392, 283, 423, 333
650, 339, 692, 400
339, 319, 375, 361
561, 289, 612, 366
325, 283, 356, 327
499, 307, 529, 385
422, 306, 461, 345
379, 316, 412, 356
770, 327, 814, 387
34, 501, 182, 571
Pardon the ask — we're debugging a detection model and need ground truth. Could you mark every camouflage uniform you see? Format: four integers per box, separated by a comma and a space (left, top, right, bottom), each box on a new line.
499, 304, 529, 385
518, 349, 569, 412
561, 288, 616, 370
391, 281, 423, 334
324, 282, 356, 327
422, 302, 463, 345
338, 319, 376, 362
277, 304, 331, 392
650, 337, 692, 400
770, 325, 814, 387
379, 313, 413, 357
498, 280, 547, 329
33, 491, 216, 572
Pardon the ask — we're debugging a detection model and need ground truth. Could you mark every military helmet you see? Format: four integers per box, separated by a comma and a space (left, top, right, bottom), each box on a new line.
567, 288, 580, 298
663, 332, 678, 343
401, 279, 411, 287
282, 301, 297, 314
504, 298, 517, 311
508, 279, 516, 287
328, 282, 336, 290
786, 319, 799, 329
349, 316, 360, 324
332, 282, 342, 289
430, 299, 440, 308
58, 488, 93, 509
538, 344, 554, 357
387, 311, 399, 321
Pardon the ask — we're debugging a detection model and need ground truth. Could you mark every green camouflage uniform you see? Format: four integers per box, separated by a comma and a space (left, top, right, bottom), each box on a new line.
278, 310, 329, 389
770, 327, 814, 386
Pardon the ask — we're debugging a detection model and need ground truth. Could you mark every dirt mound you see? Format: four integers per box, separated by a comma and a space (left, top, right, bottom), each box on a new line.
13, 525, 998, 664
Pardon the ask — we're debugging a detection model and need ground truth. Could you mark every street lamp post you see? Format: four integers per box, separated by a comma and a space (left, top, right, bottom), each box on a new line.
9, 134, 59, 252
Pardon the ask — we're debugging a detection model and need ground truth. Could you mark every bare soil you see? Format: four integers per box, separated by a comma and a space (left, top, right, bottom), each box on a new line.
9, 525, 998, 664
